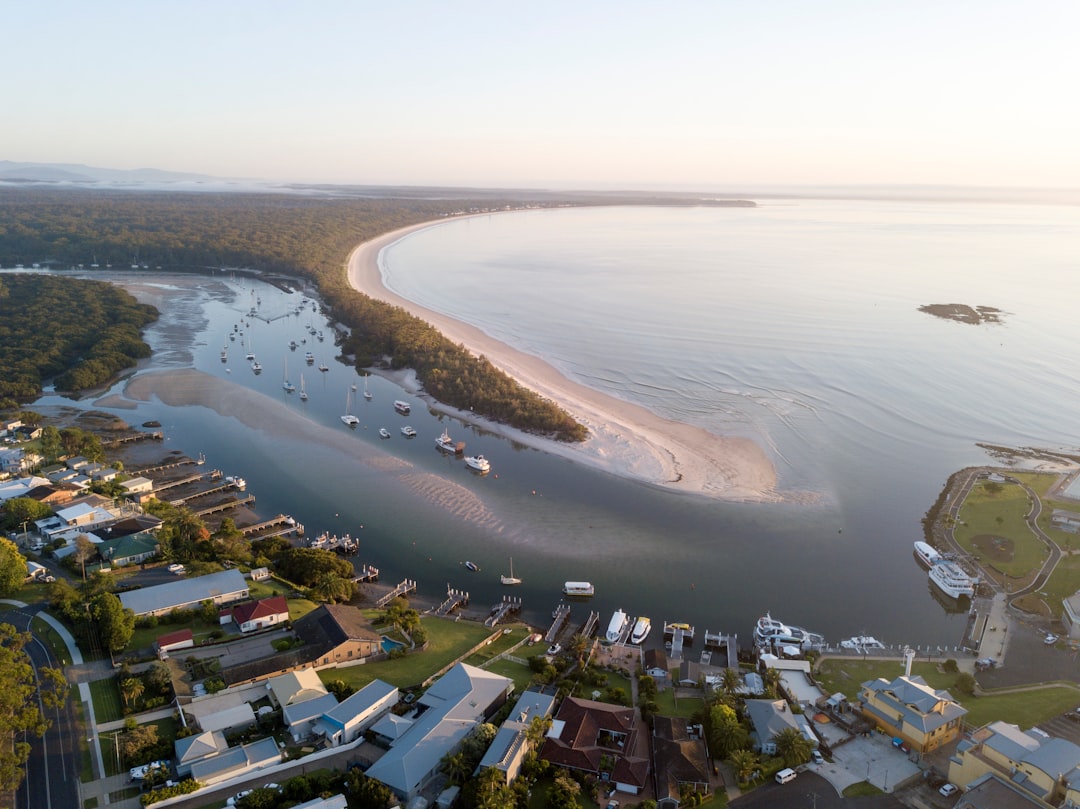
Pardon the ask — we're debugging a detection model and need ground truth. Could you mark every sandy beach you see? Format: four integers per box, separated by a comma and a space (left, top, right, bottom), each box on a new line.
346, 221, 783, 502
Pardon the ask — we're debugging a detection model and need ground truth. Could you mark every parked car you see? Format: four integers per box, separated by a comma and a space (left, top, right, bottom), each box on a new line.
547, 643, 562, 656
891, 737, 910, 753
129, 760, 169, 781
811, 750, 825, 765
1045, 634, 1059, 645
227, 790, 253, 806
939, 783, 959, 797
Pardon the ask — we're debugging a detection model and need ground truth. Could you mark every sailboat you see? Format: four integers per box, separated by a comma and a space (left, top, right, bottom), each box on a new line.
363, 375, 373, 400
245, 336, 255, 362
299, 373, 308, 401
282, 358, 295, 392
341, 388, 359, 426
501, 558, 522, 586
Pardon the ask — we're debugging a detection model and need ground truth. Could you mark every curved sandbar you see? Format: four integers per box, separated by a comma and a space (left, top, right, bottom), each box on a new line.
347, 219, 783, 502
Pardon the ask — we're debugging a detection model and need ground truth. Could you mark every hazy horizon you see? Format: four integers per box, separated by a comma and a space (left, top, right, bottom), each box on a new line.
9, 1, 1080, 190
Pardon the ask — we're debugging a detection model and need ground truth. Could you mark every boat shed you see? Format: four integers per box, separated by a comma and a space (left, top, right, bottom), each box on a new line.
119, 568, 249, 617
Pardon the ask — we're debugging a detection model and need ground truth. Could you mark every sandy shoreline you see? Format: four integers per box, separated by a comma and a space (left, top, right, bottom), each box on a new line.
346, 221, 783, 502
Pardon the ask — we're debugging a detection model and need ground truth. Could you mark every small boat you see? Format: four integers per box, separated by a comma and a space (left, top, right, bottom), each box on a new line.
501, 558, 522, 585
914, 541, 942, 568
351, 381, 358, 392
363, 377, 373, 400
305, 351, 315, 364
282, 358, 295, 392
465, 455, 491, 473
606, 609, 630, 643
289, 340, 298, 349
318, 361, 329, 372
631, 617, 652, 644
464, 561, 480, 572
225, 476, 246, 491
220, 346, 228, 362
379, 428, 390, 439
394, 400, 411, 415
435, 429, 458, 453
840, 635, 886, 651
299, 373, 308, 401
251, 360, 262, 373
341, 389, 359, 426
245, 338, 255, 362
401, 425, 417, 437
563, 581, 595, 597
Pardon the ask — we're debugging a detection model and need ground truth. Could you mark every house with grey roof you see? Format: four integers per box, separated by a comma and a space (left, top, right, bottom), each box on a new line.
196, 702, 257, 735
174, 730, 228, 777
365, 663, 512, 802
118, 568, 249, 617
284, 693, 340, 743
313, 679, 398, 747
744, 699, 818, 755
860, 674, 966, 753
476, 690, 556, 783
267, 669, 329, 709
188, 736, 280, 786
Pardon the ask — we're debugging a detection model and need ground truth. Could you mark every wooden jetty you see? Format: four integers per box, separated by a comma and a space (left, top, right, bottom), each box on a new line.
170, 480, 236, 505
351, 565, 379, 584
664, 621, 695, 660
435, 586, 469, 616
546, 603, 571, 644
376, 579, 417, 608
152, 471, 217, 494
308, 532, 358, 554
102, 430, 163, 448
130, 457, 199, 476
579, 610, 600, 640
484, 596, 522, 628
191, 495, 255, 518
238, 513, 297, 536
704, 630, 740, 670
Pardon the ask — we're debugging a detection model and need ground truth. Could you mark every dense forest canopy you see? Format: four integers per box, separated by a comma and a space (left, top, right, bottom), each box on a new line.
0, 189, 592, 438
0, 273, 157, 406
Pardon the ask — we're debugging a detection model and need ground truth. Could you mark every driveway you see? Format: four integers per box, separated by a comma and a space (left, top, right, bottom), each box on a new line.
731, 772, 905, 809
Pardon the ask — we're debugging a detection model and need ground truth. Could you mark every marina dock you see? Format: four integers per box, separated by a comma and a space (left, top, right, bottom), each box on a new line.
238, 513, 300, 538
664, 621, 695, 660
434, 586, 469, 616
547, 603, 571, 643
308, 532, 358, 554
153, 470, 217, 494
350, 564, 379, 584
376, 579, 417, 608
704, 630, 739, 669
101, 430, 164, 448
579, 610, 601, 640
484, 596, 523, 628
191, 495, 256, 518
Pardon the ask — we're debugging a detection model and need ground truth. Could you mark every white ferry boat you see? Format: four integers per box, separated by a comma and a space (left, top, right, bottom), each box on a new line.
631, 617, 652, 644
929, 560, 976, 599
914, 541, 942, 568
563, 581, 595, 597
606, 609, 630, 643
754, 612, 825, 651
394, 400, 411, 415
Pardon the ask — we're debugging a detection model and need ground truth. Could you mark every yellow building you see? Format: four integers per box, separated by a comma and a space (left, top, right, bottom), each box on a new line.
859, 675, 966, 752
948, 721, 1080, 806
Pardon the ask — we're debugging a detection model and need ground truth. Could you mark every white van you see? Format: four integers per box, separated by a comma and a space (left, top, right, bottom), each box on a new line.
776, 768, 797, 784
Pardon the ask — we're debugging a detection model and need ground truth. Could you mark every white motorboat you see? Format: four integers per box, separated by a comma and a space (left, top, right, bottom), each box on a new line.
754, 612, 825, 650
318, 361, 329, 372
840, 635, 886, 651
914, 541, 942, 568
394, 400, 411, 415
251, 360, 262, 373
563, 581, 595, 597
631, 617, 652, 644
606, 609, 630, 643
501, 557, 522, 585
929, 560, 976, 599
341, 388, 359, 427
378, 428, 390, 439
305, 351, 315, 364
400, 425, 417, 437
464, 455, 491, 473
225, 476, 246, 491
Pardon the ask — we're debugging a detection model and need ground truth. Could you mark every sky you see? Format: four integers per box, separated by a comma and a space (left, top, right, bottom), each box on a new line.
8, 0, 1080, 190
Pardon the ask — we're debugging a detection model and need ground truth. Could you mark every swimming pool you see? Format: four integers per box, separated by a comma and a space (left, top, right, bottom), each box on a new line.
381, 636, 405, 653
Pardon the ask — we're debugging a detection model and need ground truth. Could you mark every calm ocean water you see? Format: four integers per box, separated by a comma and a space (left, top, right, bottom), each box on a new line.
28, 199, 1080, 650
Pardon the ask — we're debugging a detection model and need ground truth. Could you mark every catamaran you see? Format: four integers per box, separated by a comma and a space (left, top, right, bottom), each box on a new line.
341, 388, 359, 426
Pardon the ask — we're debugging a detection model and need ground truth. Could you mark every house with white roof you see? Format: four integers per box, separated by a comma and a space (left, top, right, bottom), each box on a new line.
365, 663, 512, 802
476, 690, 556, 783
119, 568, 249, 617
0, 476, 51, 503
312, 679, 398, 747
267, 669, 329, 709
188, 737, 280, 786
196, 702, 256, 735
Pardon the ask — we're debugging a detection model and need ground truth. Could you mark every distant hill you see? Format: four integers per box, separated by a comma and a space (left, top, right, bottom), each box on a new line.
0, 160, 216, 185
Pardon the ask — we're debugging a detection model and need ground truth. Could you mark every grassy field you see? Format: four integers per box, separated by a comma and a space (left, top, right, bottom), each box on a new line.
816, 658, 1080, 729
32, 616, 73, 665
89, 677, 124, 724
955, 479, 1048, 577
319, 616, 496, 691
655, 684, 705, 719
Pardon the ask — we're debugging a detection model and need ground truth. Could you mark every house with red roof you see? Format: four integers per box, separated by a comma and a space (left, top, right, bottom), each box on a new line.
226, 596, 290, 633
540, 697, 650, 795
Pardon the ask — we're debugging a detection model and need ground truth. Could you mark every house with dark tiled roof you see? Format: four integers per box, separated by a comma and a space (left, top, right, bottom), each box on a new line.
644, 648, 670, 681
652, 716, 711, 808
540, 696, 650, 794
227, 595, 289, 633
860, 674, 966, 753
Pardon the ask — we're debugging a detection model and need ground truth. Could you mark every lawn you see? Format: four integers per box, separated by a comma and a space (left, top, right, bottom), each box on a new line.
464, 624, 531, 666
32, 617, 72, 665
655, 684, 705, 719
484, 658, 537, 694
319, 616, 496, 690
127, 619, 221, 652
816, 658, 1080, 729
89, 677, 124, 724
955, 479, 1048, 578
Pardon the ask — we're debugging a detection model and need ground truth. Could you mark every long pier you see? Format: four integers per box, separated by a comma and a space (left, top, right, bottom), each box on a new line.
191, 495, 256, 518
239, 513, 297, 536
485, 596, 523, 628
102, 431, 163, 448
170, 480, 236, 505
546, 603, 571, 644
435, 586, 469, 616
580, 610, 600, 640
376, 579, 417, 608
153, 471, 218, 494
130, 457, 200, 476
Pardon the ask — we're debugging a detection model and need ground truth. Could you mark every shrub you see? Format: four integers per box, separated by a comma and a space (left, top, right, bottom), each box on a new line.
943, 658, 958, 673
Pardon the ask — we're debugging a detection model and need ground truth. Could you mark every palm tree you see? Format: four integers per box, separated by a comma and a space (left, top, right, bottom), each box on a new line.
730, 748, 760, 783
720, 667, 742, 697
568, 633, 591, 670
441, 750, 471, 786
762, 667, 782, 698
119, 677, 144, 711
772, 727, 813, 768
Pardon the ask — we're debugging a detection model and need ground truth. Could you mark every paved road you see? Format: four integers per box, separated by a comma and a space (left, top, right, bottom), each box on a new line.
2, 606, 83, 809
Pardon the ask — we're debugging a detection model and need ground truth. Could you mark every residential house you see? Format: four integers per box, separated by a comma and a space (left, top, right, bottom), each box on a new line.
284, 693, 340, 743
118, 569, 249, 618
174, 730, 228, 777
644, 648, 670, 682
540, 696, 651, 795
291, 796, 348, 809
476, 690, 556, 783
954, 772, 1049, 808
949, 721, 1080, 806
97, 532, 160, 567
119, 476, 154, 495
197, 703, 257, 735
225, 596, 290, 633
0, 448, 41, 475
155, 628, 194, 656
188, 737, 280, 786
0, 476, 51, 504
859, 674, 967, 753
365, 663, 512, 802
744, 699, 818, 755
248, 566, 271, 581
1062, 591, 1080, 642
267, 669, 329, 709
652, 716, 711, 808
22, 484, 72, 507
312, 679, 398, 747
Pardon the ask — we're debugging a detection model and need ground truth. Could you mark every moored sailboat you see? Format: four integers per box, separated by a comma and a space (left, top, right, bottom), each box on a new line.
501, 558, 522, 585
341, 388, 359, 426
